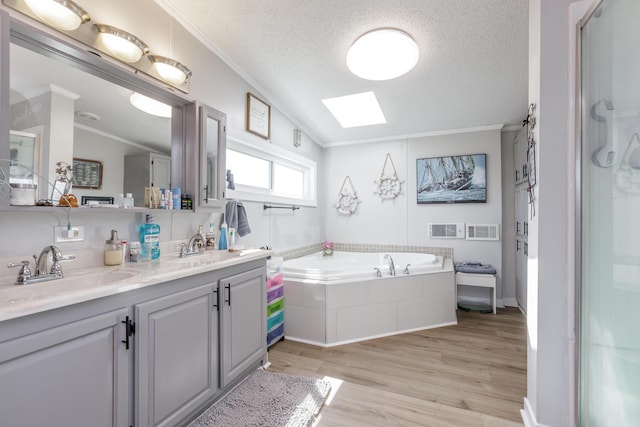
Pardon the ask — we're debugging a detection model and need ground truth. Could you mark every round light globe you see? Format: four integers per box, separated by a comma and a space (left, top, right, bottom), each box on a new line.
347, 28, 419, 81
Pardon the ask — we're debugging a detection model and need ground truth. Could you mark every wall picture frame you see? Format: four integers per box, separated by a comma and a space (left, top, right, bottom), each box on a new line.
73, 157, 103, 189
416, 153, 487, 204
246, 92, 271, 139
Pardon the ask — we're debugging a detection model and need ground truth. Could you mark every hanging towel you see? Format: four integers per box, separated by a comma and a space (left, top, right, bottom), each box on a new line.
225, 200, 252, 236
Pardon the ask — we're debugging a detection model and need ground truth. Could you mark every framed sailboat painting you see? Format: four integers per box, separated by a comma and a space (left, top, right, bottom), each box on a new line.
416, 154, 487, 204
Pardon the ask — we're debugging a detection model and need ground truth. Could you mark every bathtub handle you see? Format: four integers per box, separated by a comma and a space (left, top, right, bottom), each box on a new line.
404, 264, 411, 275
373, 268, 382, 278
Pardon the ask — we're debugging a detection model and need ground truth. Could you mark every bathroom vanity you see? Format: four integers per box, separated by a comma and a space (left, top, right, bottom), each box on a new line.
0, 249, 269, 427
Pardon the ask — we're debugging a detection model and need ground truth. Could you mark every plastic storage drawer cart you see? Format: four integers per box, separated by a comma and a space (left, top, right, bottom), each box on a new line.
266, 257, 284, 347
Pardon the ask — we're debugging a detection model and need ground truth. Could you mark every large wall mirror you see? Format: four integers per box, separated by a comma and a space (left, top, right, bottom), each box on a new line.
3, 14, 192, 208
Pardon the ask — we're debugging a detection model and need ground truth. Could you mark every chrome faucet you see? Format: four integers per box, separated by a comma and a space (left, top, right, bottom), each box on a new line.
7, 245, 74, 285
178, 234, 206, 258
384, 254, 396, 276
35, 245, 64, 276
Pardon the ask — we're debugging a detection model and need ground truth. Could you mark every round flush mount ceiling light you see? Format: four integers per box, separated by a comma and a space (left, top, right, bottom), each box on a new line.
346, 28, 419, 81
95, 24, 149, 63
130, 92, 172, 118
25, 0, 90, 31
148, 55, 192, 85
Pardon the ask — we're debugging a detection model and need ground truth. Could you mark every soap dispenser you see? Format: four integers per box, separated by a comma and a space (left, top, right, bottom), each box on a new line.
140, 214, 161, 260
104, 229, 123, 266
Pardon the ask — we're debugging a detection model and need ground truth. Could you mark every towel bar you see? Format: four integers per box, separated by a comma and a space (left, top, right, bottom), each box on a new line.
263, 204, 300, 211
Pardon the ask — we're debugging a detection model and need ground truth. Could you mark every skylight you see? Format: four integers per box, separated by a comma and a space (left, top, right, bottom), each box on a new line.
321, 91, 387, 128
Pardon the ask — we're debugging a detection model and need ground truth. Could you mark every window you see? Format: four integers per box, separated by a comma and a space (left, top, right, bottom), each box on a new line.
226, 137, 317, 206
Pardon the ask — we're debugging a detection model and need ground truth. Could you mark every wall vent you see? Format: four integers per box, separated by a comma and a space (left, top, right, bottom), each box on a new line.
466, 224, 500, 241
429, 223, 465, 239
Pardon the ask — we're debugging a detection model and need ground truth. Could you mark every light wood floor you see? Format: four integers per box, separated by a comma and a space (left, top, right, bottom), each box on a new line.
266, 307, 526, 427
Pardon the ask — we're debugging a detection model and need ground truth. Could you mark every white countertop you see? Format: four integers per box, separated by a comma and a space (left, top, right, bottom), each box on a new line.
0, 247, 272, 322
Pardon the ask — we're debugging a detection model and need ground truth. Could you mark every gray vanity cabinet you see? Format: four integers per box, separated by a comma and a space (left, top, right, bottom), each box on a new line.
134, 283, 219, 427
0, 307, 130, 427
220, 267, 267, 387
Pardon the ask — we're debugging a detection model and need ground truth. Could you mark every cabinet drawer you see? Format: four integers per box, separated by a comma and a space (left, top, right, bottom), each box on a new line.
267, 285, 284, 304
267, 297, 284, 317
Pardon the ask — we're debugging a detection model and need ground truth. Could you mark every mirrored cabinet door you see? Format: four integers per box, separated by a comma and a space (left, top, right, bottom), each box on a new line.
198, 105, 226, 209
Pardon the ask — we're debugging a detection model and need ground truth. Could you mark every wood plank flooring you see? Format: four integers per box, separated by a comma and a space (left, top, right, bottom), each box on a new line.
266, 307, 526, 426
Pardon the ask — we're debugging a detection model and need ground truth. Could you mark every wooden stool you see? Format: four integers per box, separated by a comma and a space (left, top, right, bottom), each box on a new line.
455, 272, 497, 314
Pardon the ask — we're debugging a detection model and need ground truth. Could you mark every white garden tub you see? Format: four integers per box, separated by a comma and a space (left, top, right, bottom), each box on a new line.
283, 251, 456, 347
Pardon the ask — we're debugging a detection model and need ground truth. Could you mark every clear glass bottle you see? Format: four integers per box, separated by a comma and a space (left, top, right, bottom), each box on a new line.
104, 229, 123, 266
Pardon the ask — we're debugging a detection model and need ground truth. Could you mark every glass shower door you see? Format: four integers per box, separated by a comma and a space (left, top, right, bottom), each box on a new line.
579, 0, 640, 425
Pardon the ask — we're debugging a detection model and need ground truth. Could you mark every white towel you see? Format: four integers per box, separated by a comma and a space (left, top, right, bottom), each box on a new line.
225, 200, 252, 237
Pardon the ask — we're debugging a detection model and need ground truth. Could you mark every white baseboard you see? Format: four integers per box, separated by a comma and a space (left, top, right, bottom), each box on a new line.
503, 297, 518, 307
521, 397, 553, 427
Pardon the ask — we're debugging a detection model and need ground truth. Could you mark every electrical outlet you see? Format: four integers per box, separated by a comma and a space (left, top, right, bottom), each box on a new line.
54, 225, 85, 242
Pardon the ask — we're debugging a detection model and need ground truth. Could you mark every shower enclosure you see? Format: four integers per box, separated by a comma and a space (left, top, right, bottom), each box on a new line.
578, 0, 640, 424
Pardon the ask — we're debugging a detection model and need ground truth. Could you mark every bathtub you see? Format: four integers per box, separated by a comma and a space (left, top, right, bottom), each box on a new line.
283, 251, 456, 347
284, 251, 443, 281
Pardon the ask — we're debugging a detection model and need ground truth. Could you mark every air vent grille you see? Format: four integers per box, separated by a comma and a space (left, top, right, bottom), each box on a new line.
466, 224, 500, 241
429, 223, 465, 239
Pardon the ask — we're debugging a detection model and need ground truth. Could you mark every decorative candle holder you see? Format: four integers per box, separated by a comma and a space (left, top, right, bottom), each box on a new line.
323, 241, 334, 256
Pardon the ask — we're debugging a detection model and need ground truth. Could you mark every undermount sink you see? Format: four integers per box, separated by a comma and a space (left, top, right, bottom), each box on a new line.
0, 269, 139, 309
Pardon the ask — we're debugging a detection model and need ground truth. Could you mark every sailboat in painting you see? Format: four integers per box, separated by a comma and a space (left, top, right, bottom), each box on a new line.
416, 154, 486, 203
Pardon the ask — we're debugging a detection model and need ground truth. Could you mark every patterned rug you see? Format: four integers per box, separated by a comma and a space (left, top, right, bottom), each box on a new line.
188, 369, 332, 427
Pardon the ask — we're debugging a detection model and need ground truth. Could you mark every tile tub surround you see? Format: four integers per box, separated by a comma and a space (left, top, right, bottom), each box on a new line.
275, 243, 453, 261
283, 258, 456, 347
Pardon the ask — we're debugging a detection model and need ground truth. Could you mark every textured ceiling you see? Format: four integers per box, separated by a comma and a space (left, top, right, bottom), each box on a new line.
156, 0, 529, 146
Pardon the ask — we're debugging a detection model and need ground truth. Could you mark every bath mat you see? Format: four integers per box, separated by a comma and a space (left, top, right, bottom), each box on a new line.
188, 369, 331, 427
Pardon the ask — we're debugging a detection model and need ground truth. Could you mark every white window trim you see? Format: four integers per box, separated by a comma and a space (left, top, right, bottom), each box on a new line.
226, 136, 317, 207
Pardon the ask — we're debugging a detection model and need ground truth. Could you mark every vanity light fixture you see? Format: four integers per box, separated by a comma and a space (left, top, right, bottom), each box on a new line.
129, 92, 172, 118
148, 55, 192, 85
94, 24, 149, 63
346, 28, 419, 81
24, 0, 90, 31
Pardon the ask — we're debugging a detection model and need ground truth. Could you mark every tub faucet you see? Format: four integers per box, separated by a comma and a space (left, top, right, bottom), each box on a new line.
384, 254, 396, 276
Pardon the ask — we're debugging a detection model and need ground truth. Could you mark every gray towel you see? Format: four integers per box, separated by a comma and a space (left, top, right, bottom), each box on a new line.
225, 200, 252, 237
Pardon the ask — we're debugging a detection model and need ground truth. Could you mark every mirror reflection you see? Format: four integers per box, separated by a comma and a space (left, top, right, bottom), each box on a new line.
199, 105, 226, 208
9, 42, 173, 206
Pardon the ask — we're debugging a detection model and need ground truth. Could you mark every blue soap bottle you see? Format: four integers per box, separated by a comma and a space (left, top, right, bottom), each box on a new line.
140, 214, 161, 260
218, 218, 228, 250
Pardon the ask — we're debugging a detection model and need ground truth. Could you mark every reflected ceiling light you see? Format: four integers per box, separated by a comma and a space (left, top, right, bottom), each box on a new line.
346, 28, 419, 81
24, 0, 90, 31
322, 91, 386, 128
95, 24, 149, 63
148, 55, 192, 85
129, 92, 172, 118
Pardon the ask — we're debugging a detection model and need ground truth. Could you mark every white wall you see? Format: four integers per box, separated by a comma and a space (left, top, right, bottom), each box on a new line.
324, 127, 506, 304
524, 0, 585, 426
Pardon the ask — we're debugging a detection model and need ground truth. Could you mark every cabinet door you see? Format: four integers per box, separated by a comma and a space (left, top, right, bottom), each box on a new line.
151, 154, 171, 189
220, 267, 266, 387
135, 283, 218, 427
0, 308, 130, 427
